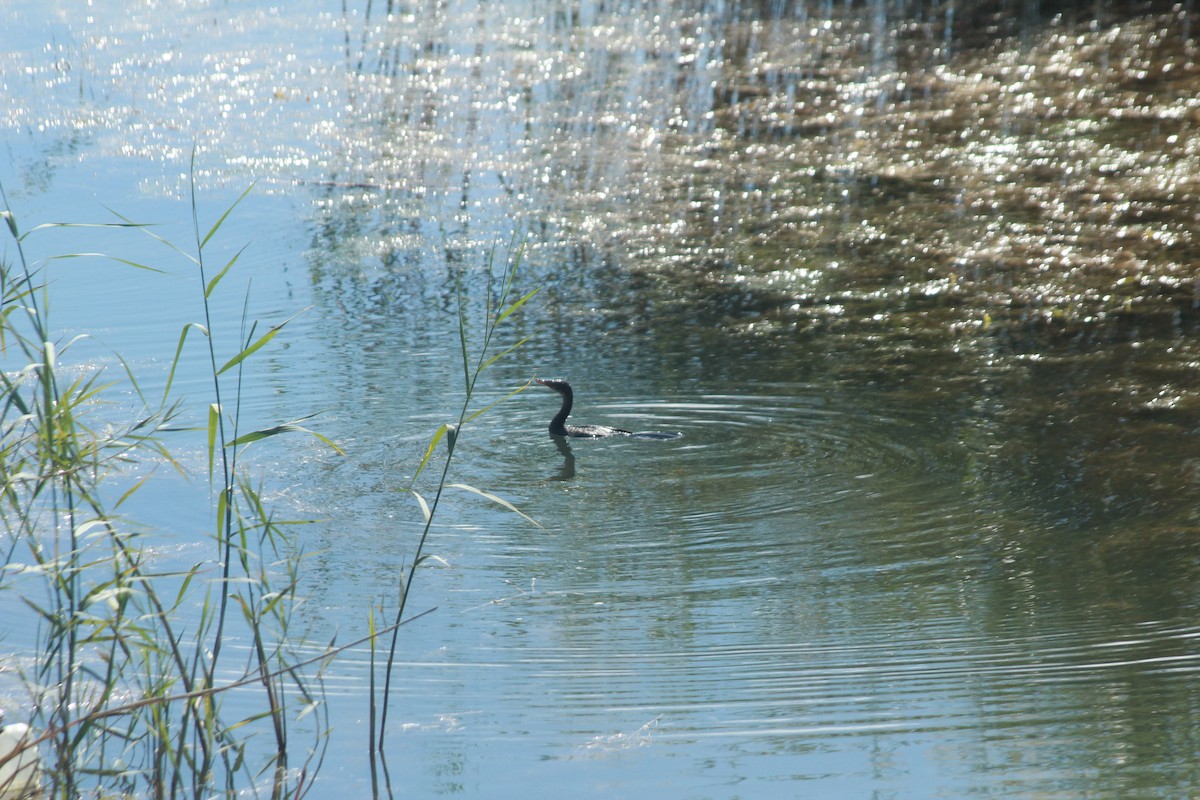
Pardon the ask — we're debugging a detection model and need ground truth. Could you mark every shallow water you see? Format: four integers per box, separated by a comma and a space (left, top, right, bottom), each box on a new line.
3, 0, 1200, 797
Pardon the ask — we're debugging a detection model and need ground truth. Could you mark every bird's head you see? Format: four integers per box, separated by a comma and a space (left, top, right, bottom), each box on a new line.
536, 378, 572, 395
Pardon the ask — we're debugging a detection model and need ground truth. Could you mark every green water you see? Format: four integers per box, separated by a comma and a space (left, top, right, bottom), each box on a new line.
2, 0, 1198, 797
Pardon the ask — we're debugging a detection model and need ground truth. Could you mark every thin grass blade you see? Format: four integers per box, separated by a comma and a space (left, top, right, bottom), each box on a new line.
463, 377, 534, 424
407, 490, 431, 523
477, 335, 532, 373
114, 466, 158, 510
494, 285, 540, 326
199, 183, 255, 250
216, 311, 302, 375
42, 252, 169, 274
163, 322, 208, 406
446, 483, 542, 528
225, 418, 344, 455
412, 423, 454, 484
204, 244, 250, 299
207, 403, 220, 484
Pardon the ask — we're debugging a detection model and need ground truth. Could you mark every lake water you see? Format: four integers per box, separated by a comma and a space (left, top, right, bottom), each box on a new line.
2, 0, 1199, 797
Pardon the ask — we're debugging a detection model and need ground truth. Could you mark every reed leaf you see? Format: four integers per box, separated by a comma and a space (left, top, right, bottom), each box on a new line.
114, 467, 157, 509
463, 377, 534, 424
446, 483, 542, 528
198, 183, 255, 251
163, 322, 208, 405
478, 335, 532, 372
493, 285, 540, 326
170, 566, 201, 610
225, 415, 344, 455
42, 252, 168, 274
411, 423, 455, 484
207, 403, 220, 483
408, 490, 431, 523
216, 310, 301, 375
203, 243, 250, 299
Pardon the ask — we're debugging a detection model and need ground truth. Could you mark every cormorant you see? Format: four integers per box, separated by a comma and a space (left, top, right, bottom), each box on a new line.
536, 379, 632, 438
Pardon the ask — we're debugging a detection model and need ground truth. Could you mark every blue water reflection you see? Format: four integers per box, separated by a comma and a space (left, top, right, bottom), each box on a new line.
2, 0, 1199, 798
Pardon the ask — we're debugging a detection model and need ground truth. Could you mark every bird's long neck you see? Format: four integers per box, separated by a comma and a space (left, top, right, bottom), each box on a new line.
549, 388, 573, 436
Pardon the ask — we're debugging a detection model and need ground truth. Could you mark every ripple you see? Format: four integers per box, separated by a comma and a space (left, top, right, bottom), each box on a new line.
531, 388, 963, 531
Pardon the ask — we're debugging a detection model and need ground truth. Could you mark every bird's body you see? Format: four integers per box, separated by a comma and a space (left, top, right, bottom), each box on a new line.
559, 422, 632, 438
536, 379, 632, 438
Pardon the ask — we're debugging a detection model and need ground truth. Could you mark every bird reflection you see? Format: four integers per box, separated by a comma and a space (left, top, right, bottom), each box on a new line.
547, 434, 576, 481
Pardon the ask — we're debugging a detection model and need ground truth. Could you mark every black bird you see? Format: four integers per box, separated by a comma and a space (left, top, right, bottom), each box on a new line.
536, 379, 632, 438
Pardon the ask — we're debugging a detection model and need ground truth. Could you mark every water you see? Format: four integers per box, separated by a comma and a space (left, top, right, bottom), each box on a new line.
2, 0, 1200, 797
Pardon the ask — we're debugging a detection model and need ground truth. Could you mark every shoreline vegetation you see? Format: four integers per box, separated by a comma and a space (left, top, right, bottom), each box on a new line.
0, 161, 537, 799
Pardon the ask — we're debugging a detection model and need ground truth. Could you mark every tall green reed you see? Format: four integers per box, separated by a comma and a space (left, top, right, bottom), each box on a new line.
1, 164, 538, 800
369, 241, 539, 797
0, 159, 336, 798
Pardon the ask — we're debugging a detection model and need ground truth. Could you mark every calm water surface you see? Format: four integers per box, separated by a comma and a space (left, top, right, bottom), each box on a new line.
2, 0, 1199, 797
